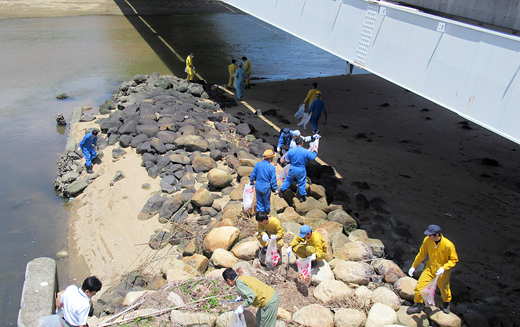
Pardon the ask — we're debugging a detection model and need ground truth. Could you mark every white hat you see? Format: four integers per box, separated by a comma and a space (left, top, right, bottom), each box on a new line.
293, 130, 301, 137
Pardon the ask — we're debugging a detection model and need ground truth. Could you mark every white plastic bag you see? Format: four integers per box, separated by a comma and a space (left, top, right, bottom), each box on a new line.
38, 311, 63, 327
297, 113, 311, 129
421, 275, 439, 306
294, 104, 305, 119
242, 183, 255, 213
265, 238, 280, 268
229, 312, 247, 327
296, 256, 313, 286
308, 138, 319, 153
277, 164, 290, 183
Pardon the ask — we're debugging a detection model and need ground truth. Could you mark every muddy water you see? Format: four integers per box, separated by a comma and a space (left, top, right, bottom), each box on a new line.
0, 12, 349, 324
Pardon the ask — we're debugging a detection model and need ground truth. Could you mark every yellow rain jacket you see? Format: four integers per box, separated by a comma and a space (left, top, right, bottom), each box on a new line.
303, 88, 320, 108
186, 55, 195, 81
289, 230, 327, 261
256, 216, 284, 248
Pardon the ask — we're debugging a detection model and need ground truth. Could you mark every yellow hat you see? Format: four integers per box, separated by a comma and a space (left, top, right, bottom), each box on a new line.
263, 149, 275, 158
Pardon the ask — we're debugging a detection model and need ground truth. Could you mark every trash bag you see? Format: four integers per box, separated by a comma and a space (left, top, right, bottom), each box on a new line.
421, 275, 439, 306
296, 256, 313, 286
277, 164, 290, 183
265, 238, 280, 268
229, 312, 247, 327
297, 113, 311, 129
38, 312, 63, 327
242, 184, 255, 213
294, 104, 305, 119
308, 138, 319, 153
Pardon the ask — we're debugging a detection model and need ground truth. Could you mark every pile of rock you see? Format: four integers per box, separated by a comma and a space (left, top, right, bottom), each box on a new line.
58, 73, 469, 326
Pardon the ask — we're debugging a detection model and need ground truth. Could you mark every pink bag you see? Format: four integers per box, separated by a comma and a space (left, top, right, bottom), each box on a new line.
421, 275, 439, 306
242, 184, 255, 213
277, 164, 290, 183
308, 138, 319, 153
296, 256, 312, 286
265, 238, 280, 268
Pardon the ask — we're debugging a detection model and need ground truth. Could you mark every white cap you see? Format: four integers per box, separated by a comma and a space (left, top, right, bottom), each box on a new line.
293, 130, 301, 137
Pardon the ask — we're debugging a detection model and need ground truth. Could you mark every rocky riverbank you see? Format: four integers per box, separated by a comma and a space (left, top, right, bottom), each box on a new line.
54, 73, 484, 327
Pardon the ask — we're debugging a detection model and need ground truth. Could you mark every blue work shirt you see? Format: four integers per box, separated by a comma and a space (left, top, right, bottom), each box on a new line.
285, 146, 317, 172
250, 160, 277, 192
308, 98, 327, 121
79, 132, 97, 149
277, 130, 298, 148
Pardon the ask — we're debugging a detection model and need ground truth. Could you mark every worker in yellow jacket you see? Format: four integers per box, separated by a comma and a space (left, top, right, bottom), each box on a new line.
256, 211, 284, 252
185, 53, 195, 81
227, 59, 238, 89
407, 224, 458, 315
287, 225, 327, 261
303, 82, 320, 109
242, 56, 251, 88
223, 268, 279, 327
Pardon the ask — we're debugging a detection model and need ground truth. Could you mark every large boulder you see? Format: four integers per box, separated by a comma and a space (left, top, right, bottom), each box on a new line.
192, 188, 214, 207
169, 153, 191, 165
396, 307, 429, 327
123, 290, 152, 306
333, 260, 375, 285
372, 259, 405, 284
394, 277, 417, 301
150, 137, 167, 154
170, 310, 217, 327
354, 286, 373, 306
192, 155, 217, 173
157, 130, 178, 144
371, 286, 401, 310
138, 194, 166, 220
272, 195, 289, 214
329, 232, 351, 254
159, 195, 184, 221
309, 184, 326, 199
306, 208, 327, 219
181, 254, 209, 275
231, 239, 261, 261
278, 206, 300, 222
293, 304, 334, 327
349, 229, 368, 242
202, 226, 240, 255
365, 238, 385, 258
328, 210, 357, 234
334, 308, 366, 327
310, 260, 335, 285
210, 248, 239, 268
334, 241, 373, 261
365, 303, 398, 327
429, 311, 462, 327
174, 135, 209, 152
207, 168, 233, 188
293, 196, 326, 215
313, 279, 354, 304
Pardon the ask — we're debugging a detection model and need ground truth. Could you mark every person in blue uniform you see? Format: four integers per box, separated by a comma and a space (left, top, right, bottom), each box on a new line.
250, 149, 277, 213
307, 91, 327, 134
277, 128, 303, 153
79, 130, 98, 174
279, 137, 317, 202
234, 63, 247, 100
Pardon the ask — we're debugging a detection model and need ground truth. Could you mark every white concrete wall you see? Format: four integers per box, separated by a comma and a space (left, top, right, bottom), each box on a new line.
222, 0, 520, 144
398, 0, 520, 31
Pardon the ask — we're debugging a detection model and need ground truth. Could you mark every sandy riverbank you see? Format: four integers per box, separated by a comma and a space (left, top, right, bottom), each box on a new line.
67, 73, 520, 323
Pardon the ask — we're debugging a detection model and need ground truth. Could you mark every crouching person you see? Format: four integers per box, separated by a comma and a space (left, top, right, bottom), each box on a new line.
223, 268, 280, 327
287, 225, 326, 263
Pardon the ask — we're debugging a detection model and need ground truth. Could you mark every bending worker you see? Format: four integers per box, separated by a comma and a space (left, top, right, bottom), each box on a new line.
223, 268, 280, 327
307, 91, 327, 135
287, 225, 327, 261
61, 276, 102, 327
303, 82, 320, 109
79, 129, 98, 174
234, 63, 246, 100
242, 56, 252, 88
227, 59, 238, 89
277, 129, 315, 153
186, 53, 195, 81
256, 211, 284, 253
250, 149, 277, 214
407, 224, 458, 315
279, 137, 317, 202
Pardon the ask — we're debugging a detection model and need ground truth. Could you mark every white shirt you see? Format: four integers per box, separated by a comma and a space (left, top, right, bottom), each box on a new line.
61, 285, 90, 326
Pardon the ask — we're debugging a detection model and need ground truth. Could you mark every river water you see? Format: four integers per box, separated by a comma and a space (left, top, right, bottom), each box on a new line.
0, 11, 350, 324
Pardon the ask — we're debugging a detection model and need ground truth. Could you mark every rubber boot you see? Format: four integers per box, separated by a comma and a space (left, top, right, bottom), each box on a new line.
442, 302, 450, 314
406, 302, 424, 315
86, 165, 94, 174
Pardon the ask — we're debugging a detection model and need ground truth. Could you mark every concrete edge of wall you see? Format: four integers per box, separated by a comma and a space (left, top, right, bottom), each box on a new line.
17, 257, 58, 327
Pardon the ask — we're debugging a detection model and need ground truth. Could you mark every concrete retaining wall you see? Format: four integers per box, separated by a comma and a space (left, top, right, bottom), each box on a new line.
18, 257, 58, 327
398, 0, 520, 31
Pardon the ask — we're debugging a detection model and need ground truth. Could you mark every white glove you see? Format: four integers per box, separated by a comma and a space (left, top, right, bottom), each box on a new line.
277, 147, 281, 153
286, 247, 292, 256
77, 146, 82, 152
313, 134, 321, 140
270, 235, 277, 240
436, 267, 445, 276
304, 136, 312, 142
234, 306, 244, 315
309, 253, 317, 261
408, 267, 415, 277
235, 296, 243, 302
261, 233, 269, 243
